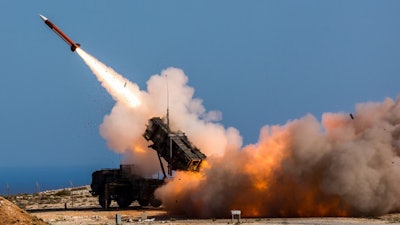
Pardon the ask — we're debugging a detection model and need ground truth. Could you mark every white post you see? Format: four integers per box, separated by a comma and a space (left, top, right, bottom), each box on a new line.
231, 210, 241, 223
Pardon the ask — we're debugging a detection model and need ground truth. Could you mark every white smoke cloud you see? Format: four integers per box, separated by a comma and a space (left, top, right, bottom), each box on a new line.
78, 50, 240, 176
78, 48, 400, 218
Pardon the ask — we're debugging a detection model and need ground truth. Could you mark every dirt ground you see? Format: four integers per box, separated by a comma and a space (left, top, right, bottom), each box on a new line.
4, 186, 400, 225
0, 196, 47, 225
29, 206, 400, 225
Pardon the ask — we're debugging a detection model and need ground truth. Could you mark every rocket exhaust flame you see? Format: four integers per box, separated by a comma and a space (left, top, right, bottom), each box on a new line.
74, 48, 400, 218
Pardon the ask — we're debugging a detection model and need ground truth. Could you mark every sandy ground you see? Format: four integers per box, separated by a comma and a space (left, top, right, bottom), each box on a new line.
6, 186, 400, 225
29, 206, 400, 225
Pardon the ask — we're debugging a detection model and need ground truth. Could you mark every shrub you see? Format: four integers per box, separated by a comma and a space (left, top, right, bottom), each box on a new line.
54, 190, 71, 197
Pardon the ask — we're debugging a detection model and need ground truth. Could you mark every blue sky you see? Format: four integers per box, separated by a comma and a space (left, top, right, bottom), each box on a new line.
1, 1, 400, 169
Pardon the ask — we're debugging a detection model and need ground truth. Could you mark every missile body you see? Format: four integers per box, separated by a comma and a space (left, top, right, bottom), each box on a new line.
39, 14, 80, 52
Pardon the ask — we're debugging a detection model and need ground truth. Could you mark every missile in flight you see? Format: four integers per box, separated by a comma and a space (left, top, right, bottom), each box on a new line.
39, 14, 80, 52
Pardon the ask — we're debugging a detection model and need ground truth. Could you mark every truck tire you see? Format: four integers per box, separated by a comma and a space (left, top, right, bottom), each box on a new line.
99, 194, 111, 209
150, 196, 162, 208
117, 197, 132, 208
138, 199, 149, 207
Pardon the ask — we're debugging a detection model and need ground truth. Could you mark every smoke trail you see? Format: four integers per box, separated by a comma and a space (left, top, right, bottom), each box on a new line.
76, 48, 140, 108
76, 49, 237, 175
76, 48, 400, 218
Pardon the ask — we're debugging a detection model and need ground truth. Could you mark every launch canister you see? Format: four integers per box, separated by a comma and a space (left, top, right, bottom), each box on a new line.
39, 14, 80, 52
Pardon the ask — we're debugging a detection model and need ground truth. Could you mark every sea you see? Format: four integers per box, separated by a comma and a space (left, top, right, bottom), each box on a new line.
0, 165, 108, 195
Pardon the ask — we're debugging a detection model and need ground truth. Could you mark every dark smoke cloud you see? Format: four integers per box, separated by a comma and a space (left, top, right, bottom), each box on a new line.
156, 98, 400, 218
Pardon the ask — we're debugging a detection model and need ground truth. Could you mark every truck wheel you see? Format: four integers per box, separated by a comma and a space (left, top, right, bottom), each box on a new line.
138, 199, 149, 207
99, 194, 111, 209
117, 197, 132, 208
150, 197, 162, 208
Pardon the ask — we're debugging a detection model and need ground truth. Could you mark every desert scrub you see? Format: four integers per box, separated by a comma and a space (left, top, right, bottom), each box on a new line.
54, 189, 71, 196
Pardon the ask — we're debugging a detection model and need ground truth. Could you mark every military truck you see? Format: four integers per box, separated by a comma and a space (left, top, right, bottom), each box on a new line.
90, 117, 206, 209
90, 165, 163, 209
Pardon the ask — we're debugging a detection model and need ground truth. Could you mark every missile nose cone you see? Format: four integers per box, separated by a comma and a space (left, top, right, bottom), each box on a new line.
39, 14, 48, 22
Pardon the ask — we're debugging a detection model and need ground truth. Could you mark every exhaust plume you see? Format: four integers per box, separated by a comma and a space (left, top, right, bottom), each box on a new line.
156, 99, 400, 218
76, 49, 236, 175
77, 48, 400, 218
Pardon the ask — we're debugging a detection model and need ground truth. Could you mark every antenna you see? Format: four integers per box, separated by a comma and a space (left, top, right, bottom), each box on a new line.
165, 74, 169, 130
165, 74, 172, 176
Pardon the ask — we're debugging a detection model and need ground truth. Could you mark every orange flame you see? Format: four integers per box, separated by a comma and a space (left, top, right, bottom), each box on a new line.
156, 120, 356, 218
